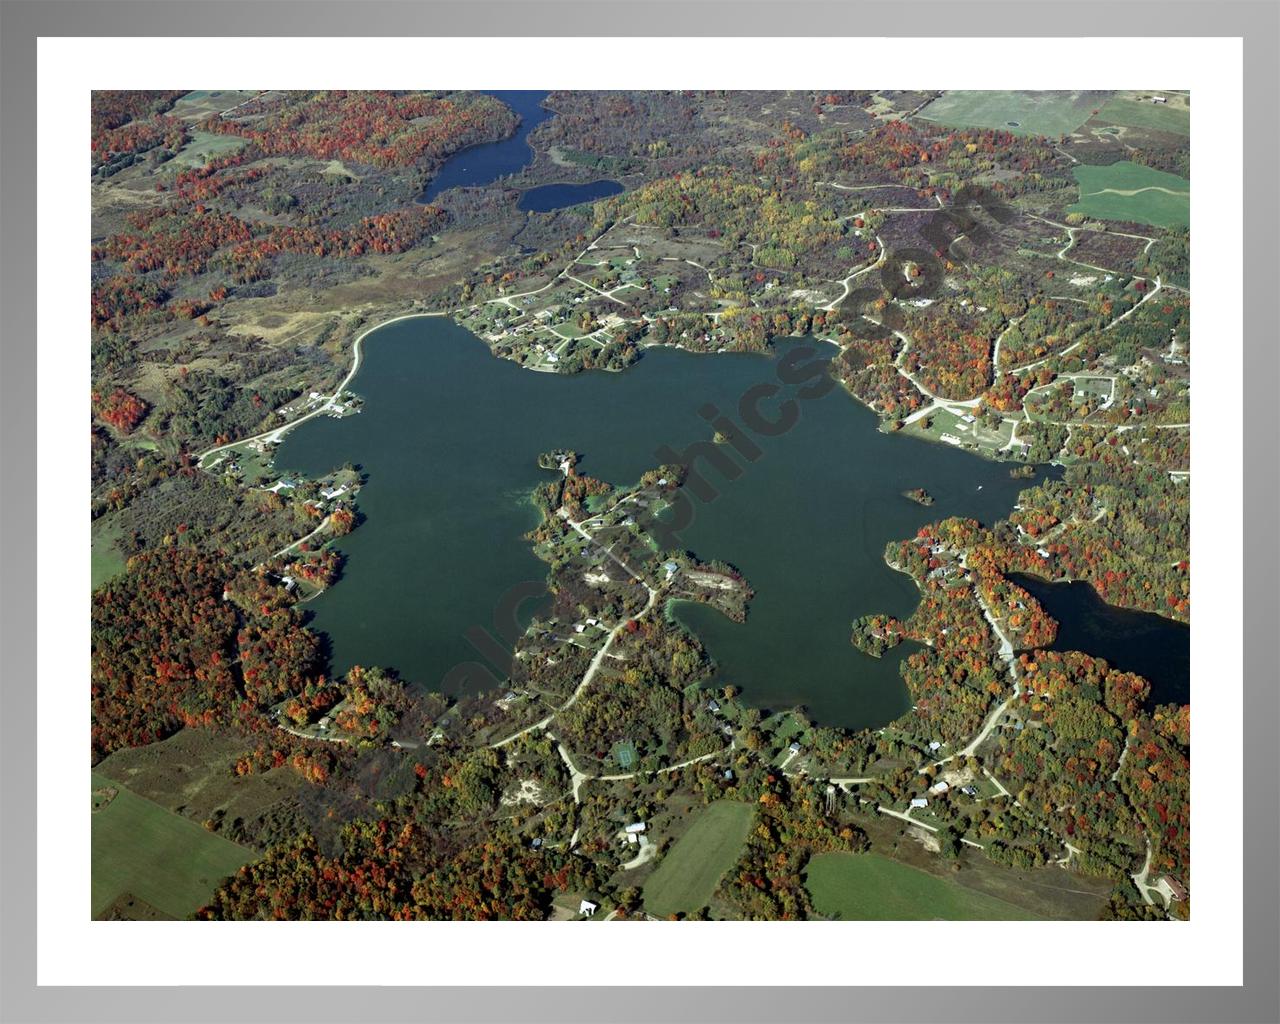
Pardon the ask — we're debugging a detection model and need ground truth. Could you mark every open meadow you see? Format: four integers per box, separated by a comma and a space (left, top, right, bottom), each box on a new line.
917, 90, 1105, 137
91, 772, 252, 919
804, 851, 1040, 921
1068, 161, 1190, 229
642, 800, 754, 918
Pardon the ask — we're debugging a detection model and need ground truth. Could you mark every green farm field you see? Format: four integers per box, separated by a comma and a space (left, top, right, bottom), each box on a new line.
1096, 97, 1190, 135
91, 772, 252, 919
642, 800, 754, 918
804, 852, 1041, 921
90, 518, 126, 591
917, 90, 1105, 137
1068, 161, 1190, 229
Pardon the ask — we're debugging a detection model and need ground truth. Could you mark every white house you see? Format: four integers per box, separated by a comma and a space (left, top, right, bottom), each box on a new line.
578, 900, 599, 917
624, 822, 647, 834
910, 797, 928, 809
929, 781, 950, 796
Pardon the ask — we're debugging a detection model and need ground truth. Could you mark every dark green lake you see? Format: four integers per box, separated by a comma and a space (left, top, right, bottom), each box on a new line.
277, 318, 1047, 730
1009, 573, 1189, 706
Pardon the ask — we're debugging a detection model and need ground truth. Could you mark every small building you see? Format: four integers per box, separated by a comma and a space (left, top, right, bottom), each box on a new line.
707, 699, 721, 714
789, 741, 801, 754
910, 798, 929, 809
927, 740, 942, 752
1161, 876, 1188, 902
1151, 95, 1167, 104
1036, 547, 1051, 559
662, 561, 679, 581
317, 716, 332, 731
961, 785, 979, 798
624, 822, 647, 834
929, 781, 950, 796
723, 769, 734, 780
578, 900, 598, 917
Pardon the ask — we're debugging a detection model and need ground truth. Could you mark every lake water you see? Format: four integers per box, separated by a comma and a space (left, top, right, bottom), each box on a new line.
518, 179, 624, 213
418, 91, 622, 213
418, 91, 554, 204
277, 318, 1054, 730
1010, 573, 1189, 706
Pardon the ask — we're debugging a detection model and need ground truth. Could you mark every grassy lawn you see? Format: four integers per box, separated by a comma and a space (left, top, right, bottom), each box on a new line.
91, 518, 127, 591
642, 801, 754, 918
91, 772, 252, 919
172, 130, 248, 168
169, 90, 259, 121
551, 321, 588, 339
1095, 96, 1189, 135
917, 90, 1104, 137
1068, 162, 1190, 229
804, 852, 1040, 920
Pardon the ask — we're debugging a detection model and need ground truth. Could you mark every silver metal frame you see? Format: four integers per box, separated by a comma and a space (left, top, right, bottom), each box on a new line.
2, 2, 1275, 1020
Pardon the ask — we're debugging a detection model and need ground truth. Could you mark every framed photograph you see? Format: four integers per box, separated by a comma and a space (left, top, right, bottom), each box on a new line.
2, 3, 1276, 1022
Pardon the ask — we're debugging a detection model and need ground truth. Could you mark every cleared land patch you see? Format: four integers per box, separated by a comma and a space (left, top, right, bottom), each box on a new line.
804, 852, 1040, 920
91, 517, 127, 591
642, 800, 754, 918
1068, 161, 1189, 229
172, 130, 248, 168
91, 771, 253, 919
1096, 94, 1189, 135
917, 90, 1106, 138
